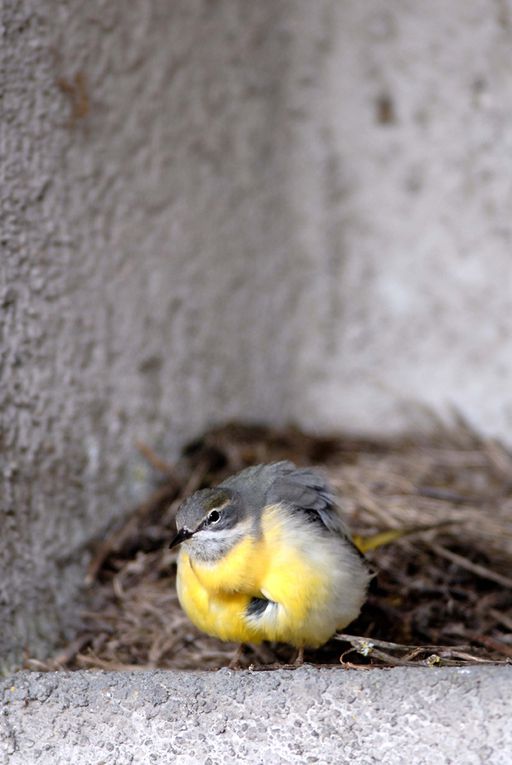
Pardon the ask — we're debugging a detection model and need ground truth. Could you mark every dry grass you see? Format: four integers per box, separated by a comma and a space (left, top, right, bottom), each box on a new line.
32, 422, 512, 671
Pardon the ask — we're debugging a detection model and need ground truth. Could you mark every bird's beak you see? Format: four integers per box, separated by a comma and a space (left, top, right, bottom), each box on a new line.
169, 527, 193, 549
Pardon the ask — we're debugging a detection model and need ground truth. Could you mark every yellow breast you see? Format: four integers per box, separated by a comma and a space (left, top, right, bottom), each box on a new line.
176, 550, 263, 643
186, 533, 268, 594
175, 504, 350, 648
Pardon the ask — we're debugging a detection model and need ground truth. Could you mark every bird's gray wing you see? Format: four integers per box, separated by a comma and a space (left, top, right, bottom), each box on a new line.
266, 464, 350, 536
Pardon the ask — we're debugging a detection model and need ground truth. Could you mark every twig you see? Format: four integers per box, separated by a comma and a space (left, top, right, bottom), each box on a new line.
483, 438, 512, 481
135, 440, 179, 479
340, 659, 375, 670
471, 634, 512, 659
51, 634, 94, 668
334, 633, 504, 667
429, 544, 512, 589
335, 633, 473, 657
488, 608, 512, 632
363, 649, 415, 666
335, 633, 414, 652
76, 654, 145, 671
85, 483, 177, 584
437, 650, 501, 664
416, 487, 484, 505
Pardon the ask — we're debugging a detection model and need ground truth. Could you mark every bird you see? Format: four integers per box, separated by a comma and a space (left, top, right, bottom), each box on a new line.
169, 460, 372, 661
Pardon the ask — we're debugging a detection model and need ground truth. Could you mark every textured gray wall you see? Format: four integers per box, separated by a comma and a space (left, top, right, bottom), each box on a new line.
3, 0, 512, 667
2, 0, 298, 667
289, 0, 512, 439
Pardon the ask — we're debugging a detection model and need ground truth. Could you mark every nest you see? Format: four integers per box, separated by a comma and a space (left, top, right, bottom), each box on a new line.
33, 422, 512, 671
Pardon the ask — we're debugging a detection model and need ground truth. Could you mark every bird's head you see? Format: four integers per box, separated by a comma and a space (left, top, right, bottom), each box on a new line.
169, 487, 248, 560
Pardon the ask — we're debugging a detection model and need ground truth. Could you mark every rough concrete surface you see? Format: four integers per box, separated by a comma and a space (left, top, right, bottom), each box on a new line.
1, 667, 511, 765
2, 0, 297, 668
290, 0, 512, 441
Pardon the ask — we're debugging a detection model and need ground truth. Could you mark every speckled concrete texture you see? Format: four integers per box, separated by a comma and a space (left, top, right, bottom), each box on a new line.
2, 0, 296, 668
290, 1, 512, 441
1, 667, 511, 764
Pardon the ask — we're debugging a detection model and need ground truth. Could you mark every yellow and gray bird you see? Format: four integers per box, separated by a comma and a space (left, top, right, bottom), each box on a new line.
169, 461, 371, 653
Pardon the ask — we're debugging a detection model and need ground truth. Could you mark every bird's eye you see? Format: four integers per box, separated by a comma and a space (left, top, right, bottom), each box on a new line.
208, 510, 221, 524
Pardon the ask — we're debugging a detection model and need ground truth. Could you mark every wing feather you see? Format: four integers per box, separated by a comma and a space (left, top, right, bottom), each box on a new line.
265, 463, 349, 536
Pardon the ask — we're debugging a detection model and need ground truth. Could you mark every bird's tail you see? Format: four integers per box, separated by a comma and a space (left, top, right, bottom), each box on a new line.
352, 521, 454, 554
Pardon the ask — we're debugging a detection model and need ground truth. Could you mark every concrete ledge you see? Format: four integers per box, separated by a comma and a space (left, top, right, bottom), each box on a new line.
1, 667, 511, 764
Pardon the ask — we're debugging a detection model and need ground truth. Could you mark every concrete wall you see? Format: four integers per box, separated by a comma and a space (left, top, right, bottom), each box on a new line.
3, 0, 512, 666
2, 0, 297, 668
289, 0, 512, 439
